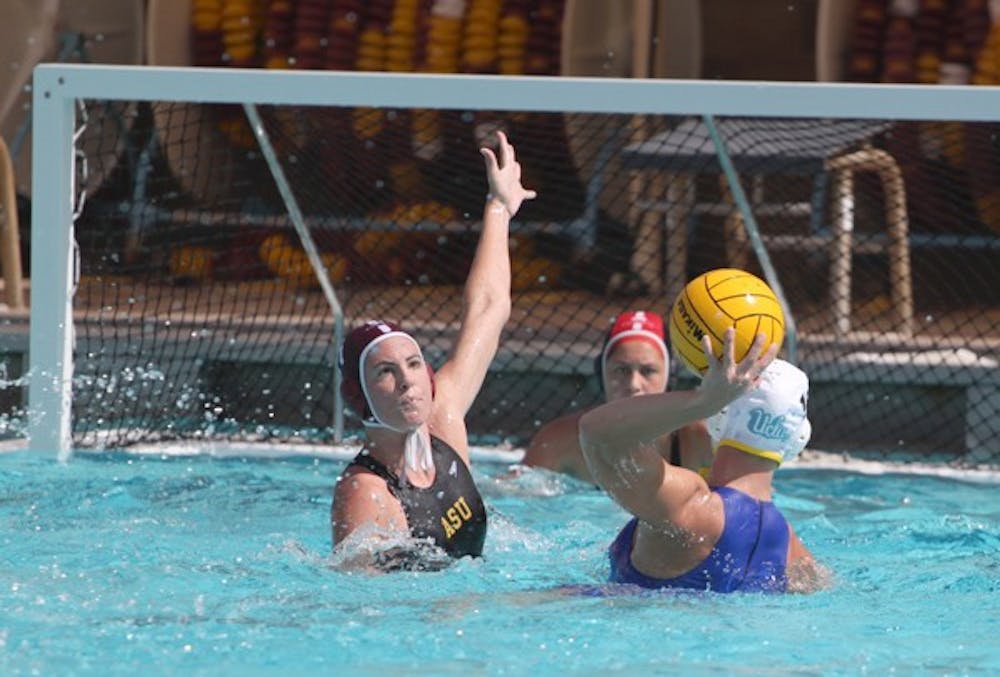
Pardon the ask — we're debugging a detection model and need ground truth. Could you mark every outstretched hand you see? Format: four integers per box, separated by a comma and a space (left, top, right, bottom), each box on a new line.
480, 131, 537, 218
697, 328, 778, 412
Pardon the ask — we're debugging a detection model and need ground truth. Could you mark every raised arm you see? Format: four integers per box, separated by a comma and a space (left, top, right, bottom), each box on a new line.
579, 330, 775, 523
435, 131, 537, 416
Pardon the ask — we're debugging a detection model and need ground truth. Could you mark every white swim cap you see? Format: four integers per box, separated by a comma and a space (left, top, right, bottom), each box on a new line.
708, 359, 811, 465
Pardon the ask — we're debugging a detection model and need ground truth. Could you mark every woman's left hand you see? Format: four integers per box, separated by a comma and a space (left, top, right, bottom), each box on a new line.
480, 131, 537, 218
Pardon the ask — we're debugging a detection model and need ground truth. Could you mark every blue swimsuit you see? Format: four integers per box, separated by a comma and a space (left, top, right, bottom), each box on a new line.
608, 486, 790, 593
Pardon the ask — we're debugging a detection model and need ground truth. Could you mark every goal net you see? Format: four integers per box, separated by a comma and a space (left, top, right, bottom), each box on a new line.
27, 64, 1000, 468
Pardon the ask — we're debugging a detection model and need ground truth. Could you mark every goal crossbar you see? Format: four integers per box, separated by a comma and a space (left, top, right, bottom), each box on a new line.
33, 64, 1000, 119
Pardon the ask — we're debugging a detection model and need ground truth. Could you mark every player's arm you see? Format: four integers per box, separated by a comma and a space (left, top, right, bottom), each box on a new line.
435, 131, 536, 419
579, 389, 721, 522
331, 469, 408, 546
579, 330, 774, 524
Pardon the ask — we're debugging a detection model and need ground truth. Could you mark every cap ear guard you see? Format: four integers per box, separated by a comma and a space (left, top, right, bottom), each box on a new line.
713, 359, 811, 465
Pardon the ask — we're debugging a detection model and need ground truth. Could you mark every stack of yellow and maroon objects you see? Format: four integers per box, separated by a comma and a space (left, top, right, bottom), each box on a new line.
880, 0, 918, 83
324, 1, 364, 70
262, 0, 294, 68
289, 0, 330, 69
461, 0, 502, 72
421, 0, 464, 73
179, 0, 572, 289
190, 0, 265, 67
524, 0, 563, 75
385, 0, 421, 72
847, 0, 887, 81
190, 0, 226, 65
221, 0, 265, 65
911, 0, 947, 84
497, 4, 529, 74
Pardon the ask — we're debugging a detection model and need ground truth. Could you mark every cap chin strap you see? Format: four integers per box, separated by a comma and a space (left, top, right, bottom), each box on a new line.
361, 420, 434, 475
358, 331, 434, 475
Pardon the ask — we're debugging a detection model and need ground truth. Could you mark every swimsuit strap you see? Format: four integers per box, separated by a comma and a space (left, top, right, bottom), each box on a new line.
347, 452, 402, 494
669, 433, 681, 467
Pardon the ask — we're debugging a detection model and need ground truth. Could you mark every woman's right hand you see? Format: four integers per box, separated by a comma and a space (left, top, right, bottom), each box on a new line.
480, 131, 537, 218
697, 328, 777, 413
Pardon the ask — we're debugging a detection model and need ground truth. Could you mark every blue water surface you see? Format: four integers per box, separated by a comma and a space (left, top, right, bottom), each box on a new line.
1, 450, 997, 675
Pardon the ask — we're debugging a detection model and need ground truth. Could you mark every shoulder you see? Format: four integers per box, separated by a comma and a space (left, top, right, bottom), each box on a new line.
334, 463, 390, 501
331, 462, 407, 544
429, 434, 467, 464
629, 485, 726, 576
670, 479, 726, 532
528, 411, 585, 450
677, 420, 710, 452
680, 419, 709, 438
426, 394, 472, 463
523, 410, 587, 470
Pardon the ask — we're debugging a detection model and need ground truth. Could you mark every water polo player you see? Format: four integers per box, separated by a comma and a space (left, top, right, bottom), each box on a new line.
331, 131, 536, 570
580, 330, 825, 593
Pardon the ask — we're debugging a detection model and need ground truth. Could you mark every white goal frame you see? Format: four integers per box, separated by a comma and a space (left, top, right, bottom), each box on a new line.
29, 63, 1000, 459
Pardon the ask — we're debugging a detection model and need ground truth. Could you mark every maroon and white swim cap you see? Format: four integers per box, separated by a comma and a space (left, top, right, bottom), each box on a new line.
338, 320, 434, 420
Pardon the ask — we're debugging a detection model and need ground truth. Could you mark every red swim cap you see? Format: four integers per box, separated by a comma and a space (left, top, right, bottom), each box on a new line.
338, 320, 434, 420
599, 311, 670, 386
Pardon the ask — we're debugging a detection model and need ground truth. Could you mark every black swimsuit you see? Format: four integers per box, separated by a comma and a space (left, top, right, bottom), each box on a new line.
669, 433, 681, 467
347, 436, 487, 559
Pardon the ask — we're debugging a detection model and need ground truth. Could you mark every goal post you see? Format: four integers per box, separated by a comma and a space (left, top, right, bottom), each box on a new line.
29, 68, 76, 459
27, 63, 1000, 466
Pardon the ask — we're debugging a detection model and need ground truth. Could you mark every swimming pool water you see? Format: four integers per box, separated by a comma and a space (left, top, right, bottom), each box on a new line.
1, 450, 997, 675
